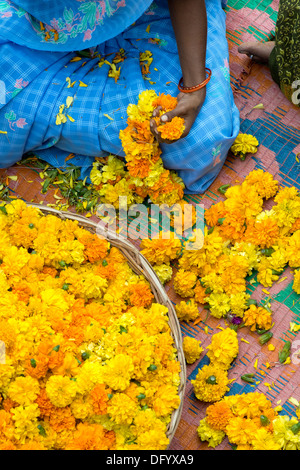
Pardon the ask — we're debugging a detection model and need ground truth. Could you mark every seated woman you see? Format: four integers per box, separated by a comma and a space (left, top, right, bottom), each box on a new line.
0, 0, 240, 195
238, 0, 300, 108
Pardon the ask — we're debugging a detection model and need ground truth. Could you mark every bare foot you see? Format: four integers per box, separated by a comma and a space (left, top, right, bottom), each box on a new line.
238, 41, 275, 63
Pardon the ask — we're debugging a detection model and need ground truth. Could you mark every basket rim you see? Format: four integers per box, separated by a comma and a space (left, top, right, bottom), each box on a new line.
25, 202, 187, 447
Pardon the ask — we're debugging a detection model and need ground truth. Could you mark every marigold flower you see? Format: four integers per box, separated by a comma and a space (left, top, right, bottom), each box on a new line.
244, 169, 279, 199
182, 336, 203, 364
107, 393, 138, 425
230, 133, 259, 158
173, 269, 197, 298
140, 233, 182, 265
129, 281, 154, 308
152, 263, 173, 285
65, 423, 116, 450
191, 364, 230, 402
226, 416, 260, 447
243, 305, 272, 332
197, 418, 225, 447
206, 328, 239, 370
156, 116, 185, 141
175, 299, 200, 323
293, 269, 300, 294
8, 376, 40, 406
206, 401, 234, 432
45, 375, 77, 408
103, 354, 134, 391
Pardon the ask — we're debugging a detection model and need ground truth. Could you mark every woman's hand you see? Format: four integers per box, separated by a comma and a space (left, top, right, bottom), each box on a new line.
150, 88, 206, 144
150, 0, 208, 144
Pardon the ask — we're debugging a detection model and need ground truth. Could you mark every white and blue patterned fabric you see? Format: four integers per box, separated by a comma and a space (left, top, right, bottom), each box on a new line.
0, 0, 240, 194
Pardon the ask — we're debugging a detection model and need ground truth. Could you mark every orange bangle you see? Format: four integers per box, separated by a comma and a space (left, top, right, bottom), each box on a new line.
178, 68, 212, 93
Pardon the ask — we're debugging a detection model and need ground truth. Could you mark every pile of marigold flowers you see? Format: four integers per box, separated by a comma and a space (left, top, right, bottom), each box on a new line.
90, 90, 185, 209
141, 169, 300, 336
0, 199, 181, 450
197, 391, 300, 450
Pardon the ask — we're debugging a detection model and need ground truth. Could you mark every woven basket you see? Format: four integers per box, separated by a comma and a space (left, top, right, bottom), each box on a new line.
28, 203, 186, 447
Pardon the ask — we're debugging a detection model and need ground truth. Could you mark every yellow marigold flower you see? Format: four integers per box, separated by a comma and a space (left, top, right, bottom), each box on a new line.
75, 361, 104, 394
103, 354, 134, 391
8, 376, 40, 406
244, 169, 279, 199
182, 336, 203, 364
256, 256, 279, 287
293, 269, 300, 294
70, 396, 94, 421
151, 384, 181, 417
173, 268, 197, 298
175, 299, 199, 323
224, 184, 263, 219
107, 392, 138, 425
285, 230, 300, 268
226, 416, 260, 447
152, 263, 173, 285
232, 392, 273, 419
197, 418, 225, 448
137, 89, 157, 117
274, 185, 300, 204
137, 428, 169, 450
208, 292, 231, 319
251, 427, 281, 450
230, 133, 259, 158
272, 415, 300, 450
140, 233, 182, 265
191, 364, 230, 402
133, 408, 167, 435
206, 400, 234, 432
206, 328, 239, 370
46, 375, 77, 408
11, 404, 40, 445
230, 292, 251, 317
243, 304, 272, 332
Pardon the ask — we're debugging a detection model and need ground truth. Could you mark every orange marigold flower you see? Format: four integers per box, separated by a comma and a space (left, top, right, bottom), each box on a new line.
11, 281, 33, 304
47, 348, 65, 370
156, 116, 185, 141
152, 93, 178, 112
25, 354, 49, 379
77, 232, 109, 263
95, 261, 116, 281
18, 441, 46, 450
244, 218, 280, 248
205, 201, 226, 227
65, 423, 116, 450
126, 157, 152, 179
49, 406, 76, 432
41, 267, 58, 278
2, 398, 18, 412
206, 400, 235, 432
243, 305, 273, 332
194, 280, 209, 305
0, 440, 17, 450
129, 281, 154, 308
35, 388, 56, 419
90, 383, 112, 415
218, 209, 246, 241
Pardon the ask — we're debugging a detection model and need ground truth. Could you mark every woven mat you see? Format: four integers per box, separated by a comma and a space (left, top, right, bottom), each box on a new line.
1, 0, 300, 451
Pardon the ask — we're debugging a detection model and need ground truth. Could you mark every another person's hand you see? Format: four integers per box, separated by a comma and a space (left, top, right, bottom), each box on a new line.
150, 87, 206, 144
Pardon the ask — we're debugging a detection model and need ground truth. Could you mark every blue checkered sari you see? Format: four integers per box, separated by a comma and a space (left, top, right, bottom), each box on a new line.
0, 0, 240, 194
